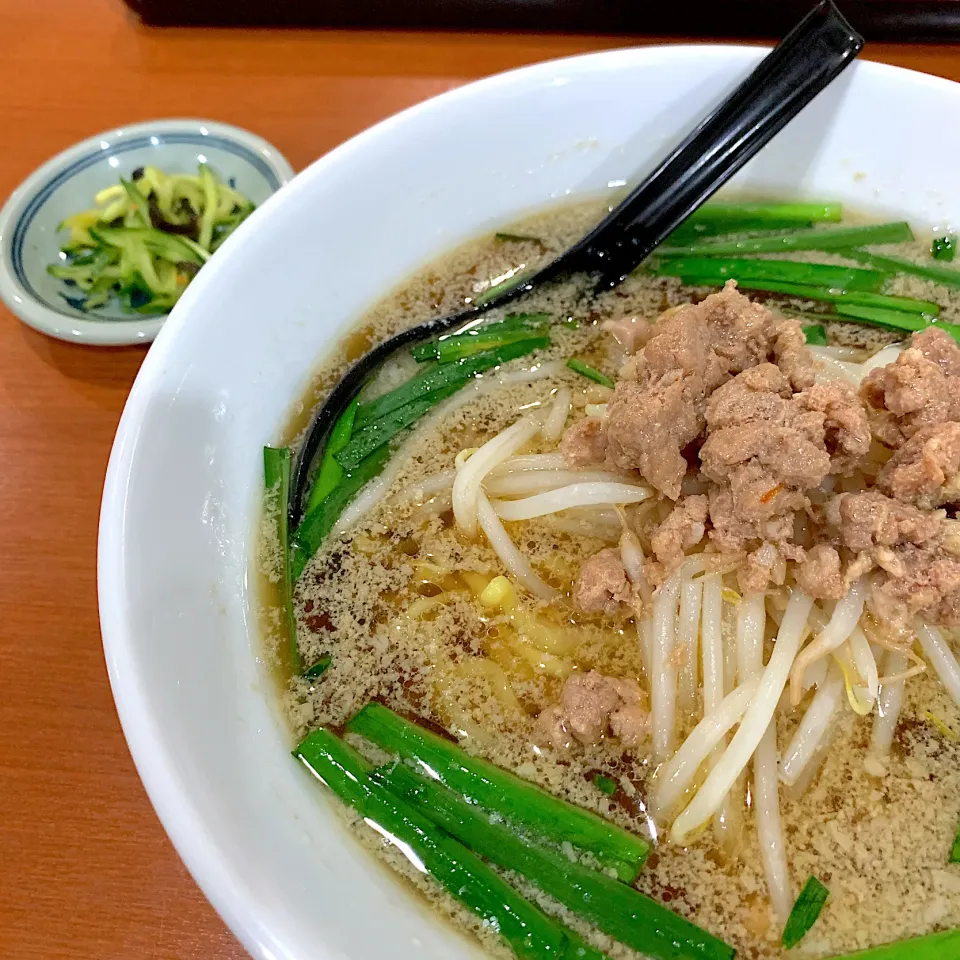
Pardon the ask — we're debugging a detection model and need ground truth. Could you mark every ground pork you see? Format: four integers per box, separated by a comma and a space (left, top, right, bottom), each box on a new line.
650, 495, 709, 572
559, 415, 607, 467
796, 543, 847, 600
796, 381, 872, 475
605, 377, 699, 500
573, 547, 632, 615
878, 543, 960, 626
697, 359, 872, 593
878, 422, 960, 508
823, 491, 942, 553
534, 671, 648, 753
599, 281, 815, 500
860, 329, 960, 446
564, 292, 960, 619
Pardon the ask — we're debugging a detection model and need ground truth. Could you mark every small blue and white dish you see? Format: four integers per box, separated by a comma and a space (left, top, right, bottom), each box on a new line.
0, 119, 294, 346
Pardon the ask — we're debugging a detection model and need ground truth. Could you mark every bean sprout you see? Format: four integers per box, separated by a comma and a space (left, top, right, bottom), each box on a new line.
672, 590, 813, 844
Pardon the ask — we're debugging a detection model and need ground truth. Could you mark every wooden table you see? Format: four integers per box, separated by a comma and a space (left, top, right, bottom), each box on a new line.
0, 1, 958, 955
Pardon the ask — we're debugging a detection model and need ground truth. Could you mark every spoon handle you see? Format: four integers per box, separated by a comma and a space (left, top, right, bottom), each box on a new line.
549, 0, 863, 290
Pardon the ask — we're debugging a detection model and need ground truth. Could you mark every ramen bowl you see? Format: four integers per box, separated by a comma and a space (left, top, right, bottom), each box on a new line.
98, 47, 960, 960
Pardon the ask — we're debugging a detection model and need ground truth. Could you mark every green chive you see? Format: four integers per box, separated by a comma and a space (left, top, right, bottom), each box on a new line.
685, 201, 842, 224
335, 384, 464, 473
803, 324, 828, 345
567, 358, 615, 389
678, 276, 939, 317
663, 221, 914, 257
305, 399, 360, 515
822, 928, 960, 959
648, 255, 886, 292
347, 702, 649, 883
411, 313, 550, 363
295, 729, 599, 960
848, 249, 960, 290
782, 875, 829, 949
361, 338, 548, 427
375, 763, 733, 960
950, 819, 960, 864
473, 270, 531, 306
290, 445, 390, 581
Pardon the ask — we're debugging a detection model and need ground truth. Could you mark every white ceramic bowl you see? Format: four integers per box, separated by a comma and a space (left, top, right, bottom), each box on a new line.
0, 119, 293, 345
98, 47, 960, 960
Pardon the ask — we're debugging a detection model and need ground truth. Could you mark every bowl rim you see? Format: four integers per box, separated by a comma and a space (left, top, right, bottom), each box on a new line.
98, 45, 960, 960
0, 117, 295, 347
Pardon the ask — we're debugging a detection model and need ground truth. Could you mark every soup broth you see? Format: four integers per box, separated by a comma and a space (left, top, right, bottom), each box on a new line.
259, 198, 960, 960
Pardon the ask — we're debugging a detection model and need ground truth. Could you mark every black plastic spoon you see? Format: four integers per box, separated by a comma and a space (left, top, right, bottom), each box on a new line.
290, 0, 863, 525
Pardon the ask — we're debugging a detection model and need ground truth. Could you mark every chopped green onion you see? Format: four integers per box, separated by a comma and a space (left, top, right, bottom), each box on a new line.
648, 256, 886, 292
374, 763, 734, 960
950, 819, 960, 864
290, 445, 390, 581
346, 702, 649, 883
662, 221, 914, 257
295, 729, 601, 960
305, 399, 360, 515
822, 929, 960, 959
362, 338, 548, 428
933, 236, 956, 261
263, 446, 300, 673
782, 875, 829, 949
847, 249, 960, 290
803, 324, 828, 345
592, 774, 618, 796
303, 655, 332, 681
567, 358, 616, 389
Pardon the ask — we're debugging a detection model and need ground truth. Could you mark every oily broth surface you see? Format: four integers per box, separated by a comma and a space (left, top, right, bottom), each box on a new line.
259, 199, 960, 960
